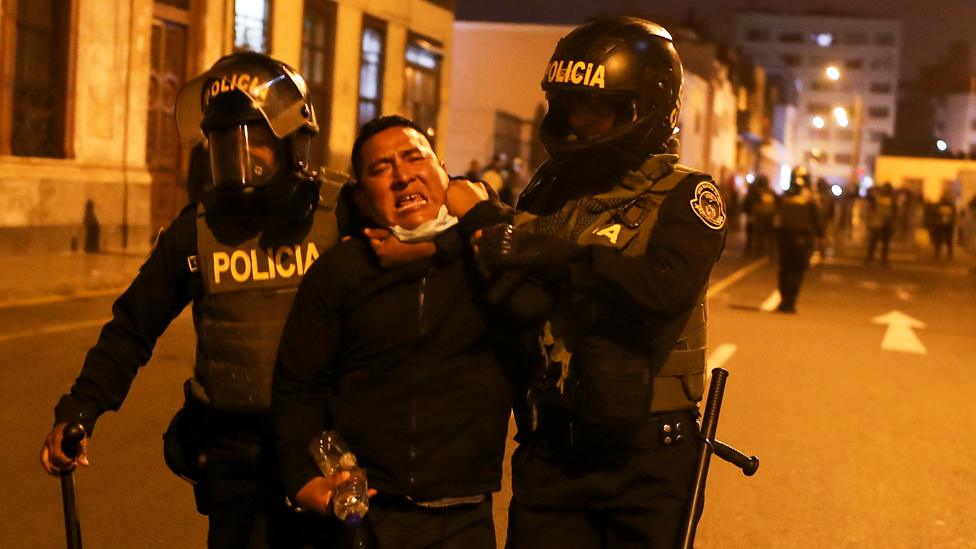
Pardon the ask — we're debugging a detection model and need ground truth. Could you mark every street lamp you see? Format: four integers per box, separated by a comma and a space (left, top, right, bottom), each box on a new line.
811, 115, 826, 129
825, 65, 841, 81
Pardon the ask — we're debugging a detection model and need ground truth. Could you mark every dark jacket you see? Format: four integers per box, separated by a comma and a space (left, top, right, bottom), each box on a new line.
54, 206, 200, 432
273, 212, 516, 502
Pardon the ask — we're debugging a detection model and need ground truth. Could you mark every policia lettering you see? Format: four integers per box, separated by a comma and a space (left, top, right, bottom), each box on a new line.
205, 73, 270, 103
545, 60, 606, 88
210, 243, 319, 284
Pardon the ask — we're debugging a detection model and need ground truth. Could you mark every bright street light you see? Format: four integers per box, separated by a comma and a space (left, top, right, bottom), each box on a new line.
825, 65, 841, 81
831, 184, 843, 197
811, 116, 826, 129
936, 139, 949, 152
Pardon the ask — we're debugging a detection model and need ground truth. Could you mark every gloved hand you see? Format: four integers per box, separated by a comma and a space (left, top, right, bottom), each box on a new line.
475, 223, 586, 272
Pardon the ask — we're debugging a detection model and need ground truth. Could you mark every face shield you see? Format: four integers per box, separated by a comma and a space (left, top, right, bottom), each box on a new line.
207, 121, 281, 191
548, 91, 638, 141
175, 53, 317, 148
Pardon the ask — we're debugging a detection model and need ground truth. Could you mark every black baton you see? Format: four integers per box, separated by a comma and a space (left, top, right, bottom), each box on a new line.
677, 368, 761, 548
60, 423, 85, 549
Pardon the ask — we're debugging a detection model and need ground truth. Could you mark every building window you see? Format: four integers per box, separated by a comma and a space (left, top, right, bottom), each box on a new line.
5, 0, 72, 158
835, 128, 853, 140
300, 1, 336, 168
845, 58, 863, 70
806, 102, 830, 115
875, 33, 896, 47
403, 34, 443, 140
779, 32, 803, 43
870, 131, 887, 142
357, 17, 386, 129
779, 53, 801, 66
869, 82, 892, 94
970, 119, 976, 131
235, 0, 271, 53
834, 152, 852, 164
870, 55, 894, 70
868, 106, 890, 119
744, 28, 769, 42
493, 110, 521, 164
843, 32, 867, 46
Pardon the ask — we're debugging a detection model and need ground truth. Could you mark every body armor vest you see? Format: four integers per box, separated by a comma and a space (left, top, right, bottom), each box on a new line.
191, 177, 342, 413
517, 156, 709, 427
777, 189, 816, 232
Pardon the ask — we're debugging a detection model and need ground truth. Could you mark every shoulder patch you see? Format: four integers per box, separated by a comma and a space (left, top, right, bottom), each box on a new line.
689, 181, 726, 230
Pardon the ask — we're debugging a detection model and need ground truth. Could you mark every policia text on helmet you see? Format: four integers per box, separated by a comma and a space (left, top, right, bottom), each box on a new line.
540, 16, 683, 170
176, 51, 321, 220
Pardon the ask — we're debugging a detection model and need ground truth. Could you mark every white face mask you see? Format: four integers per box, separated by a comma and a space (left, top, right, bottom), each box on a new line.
389, 204, 459, 243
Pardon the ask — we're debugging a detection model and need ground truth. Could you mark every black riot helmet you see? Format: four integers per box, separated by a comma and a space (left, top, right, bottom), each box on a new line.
176, 52, 319, 216
540, 16, 683, 167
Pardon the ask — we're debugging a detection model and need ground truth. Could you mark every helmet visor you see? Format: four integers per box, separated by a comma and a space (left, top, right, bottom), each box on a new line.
208, 122, 281, 191
547, 91, 637, 140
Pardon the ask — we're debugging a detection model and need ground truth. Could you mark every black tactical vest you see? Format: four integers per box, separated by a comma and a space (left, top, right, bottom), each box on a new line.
518, 156, 709, 427
190, 180, 341, 413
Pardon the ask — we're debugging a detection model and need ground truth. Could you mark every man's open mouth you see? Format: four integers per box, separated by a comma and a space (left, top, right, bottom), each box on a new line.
396, 193, 428, 212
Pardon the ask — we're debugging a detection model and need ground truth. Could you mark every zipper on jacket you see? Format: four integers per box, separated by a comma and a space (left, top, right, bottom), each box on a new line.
408, 273, 428, 489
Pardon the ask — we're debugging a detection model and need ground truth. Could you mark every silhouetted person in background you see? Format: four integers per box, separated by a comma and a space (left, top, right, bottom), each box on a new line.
743, 173, 777, 257
866, 183, 896, 266
83, 199, 100, 253
929, 192, 957, 260
775, 167, 823, 313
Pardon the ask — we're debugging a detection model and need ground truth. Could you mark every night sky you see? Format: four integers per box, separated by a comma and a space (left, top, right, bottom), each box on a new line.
456, 0, 975, 81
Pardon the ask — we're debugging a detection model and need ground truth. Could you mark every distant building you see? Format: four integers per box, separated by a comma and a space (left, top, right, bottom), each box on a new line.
734, 11, 901, 185
446, 20, 742, 185
933, 85, 976, 156
875, 154, 976, 204
0, 0, 456, 253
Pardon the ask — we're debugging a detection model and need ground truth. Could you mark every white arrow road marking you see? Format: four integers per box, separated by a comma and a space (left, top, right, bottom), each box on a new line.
872, 310, 927, 354
708, 344, 738, 370
705, 344, 738, 392
759, 290, 781, 312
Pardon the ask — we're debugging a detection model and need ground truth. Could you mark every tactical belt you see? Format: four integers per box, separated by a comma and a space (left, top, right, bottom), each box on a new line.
536, 408, 698, 450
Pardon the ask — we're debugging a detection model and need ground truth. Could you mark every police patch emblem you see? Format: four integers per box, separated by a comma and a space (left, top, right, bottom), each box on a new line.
689, 181, 726, 230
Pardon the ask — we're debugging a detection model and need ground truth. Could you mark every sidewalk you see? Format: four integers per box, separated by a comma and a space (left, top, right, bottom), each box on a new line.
0, 249, 146, 307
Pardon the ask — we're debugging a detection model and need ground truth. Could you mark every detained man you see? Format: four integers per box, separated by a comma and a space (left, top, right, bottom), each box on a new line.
272, 115, 515, 549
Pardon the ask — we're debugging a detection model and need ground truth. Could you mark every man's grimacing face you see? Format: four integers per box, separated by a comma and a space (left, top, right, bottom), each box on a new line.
355, 126, 449, 230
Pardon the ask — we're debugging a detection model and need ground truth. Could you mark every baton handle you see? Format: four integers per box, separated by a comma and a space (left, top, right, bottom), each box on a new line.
61, 423, 86, 459
713, 439, 759, 476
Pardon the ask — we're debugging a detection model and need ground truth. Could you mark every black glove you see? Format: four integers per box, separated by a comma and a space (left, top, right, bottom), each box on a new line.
476, 223, 586, 272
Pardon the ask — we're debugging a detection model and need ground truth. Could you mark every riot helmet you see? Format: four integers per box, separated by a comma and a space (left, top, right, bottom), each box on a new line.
539, 16, 683, 167
788, 166, 810, 192
176, 52, 319, 216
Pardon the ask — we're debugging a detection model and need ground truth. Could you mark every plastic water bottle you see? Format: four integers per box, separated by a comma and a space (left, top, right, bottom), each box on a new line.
309, 431, 370, 521
332, 465, 369, 522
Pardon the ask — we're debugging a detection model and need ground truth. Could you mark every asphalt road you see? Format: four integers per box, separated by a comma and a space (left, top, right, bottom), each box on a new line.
1, 242, 974, 548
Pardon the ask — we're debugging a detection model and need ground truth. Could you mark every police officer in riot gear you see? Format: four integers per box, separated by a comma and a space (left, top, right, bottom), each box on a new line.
456, 17, 727, 548
774, 166, 823, 313
40, 52, 342, 548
